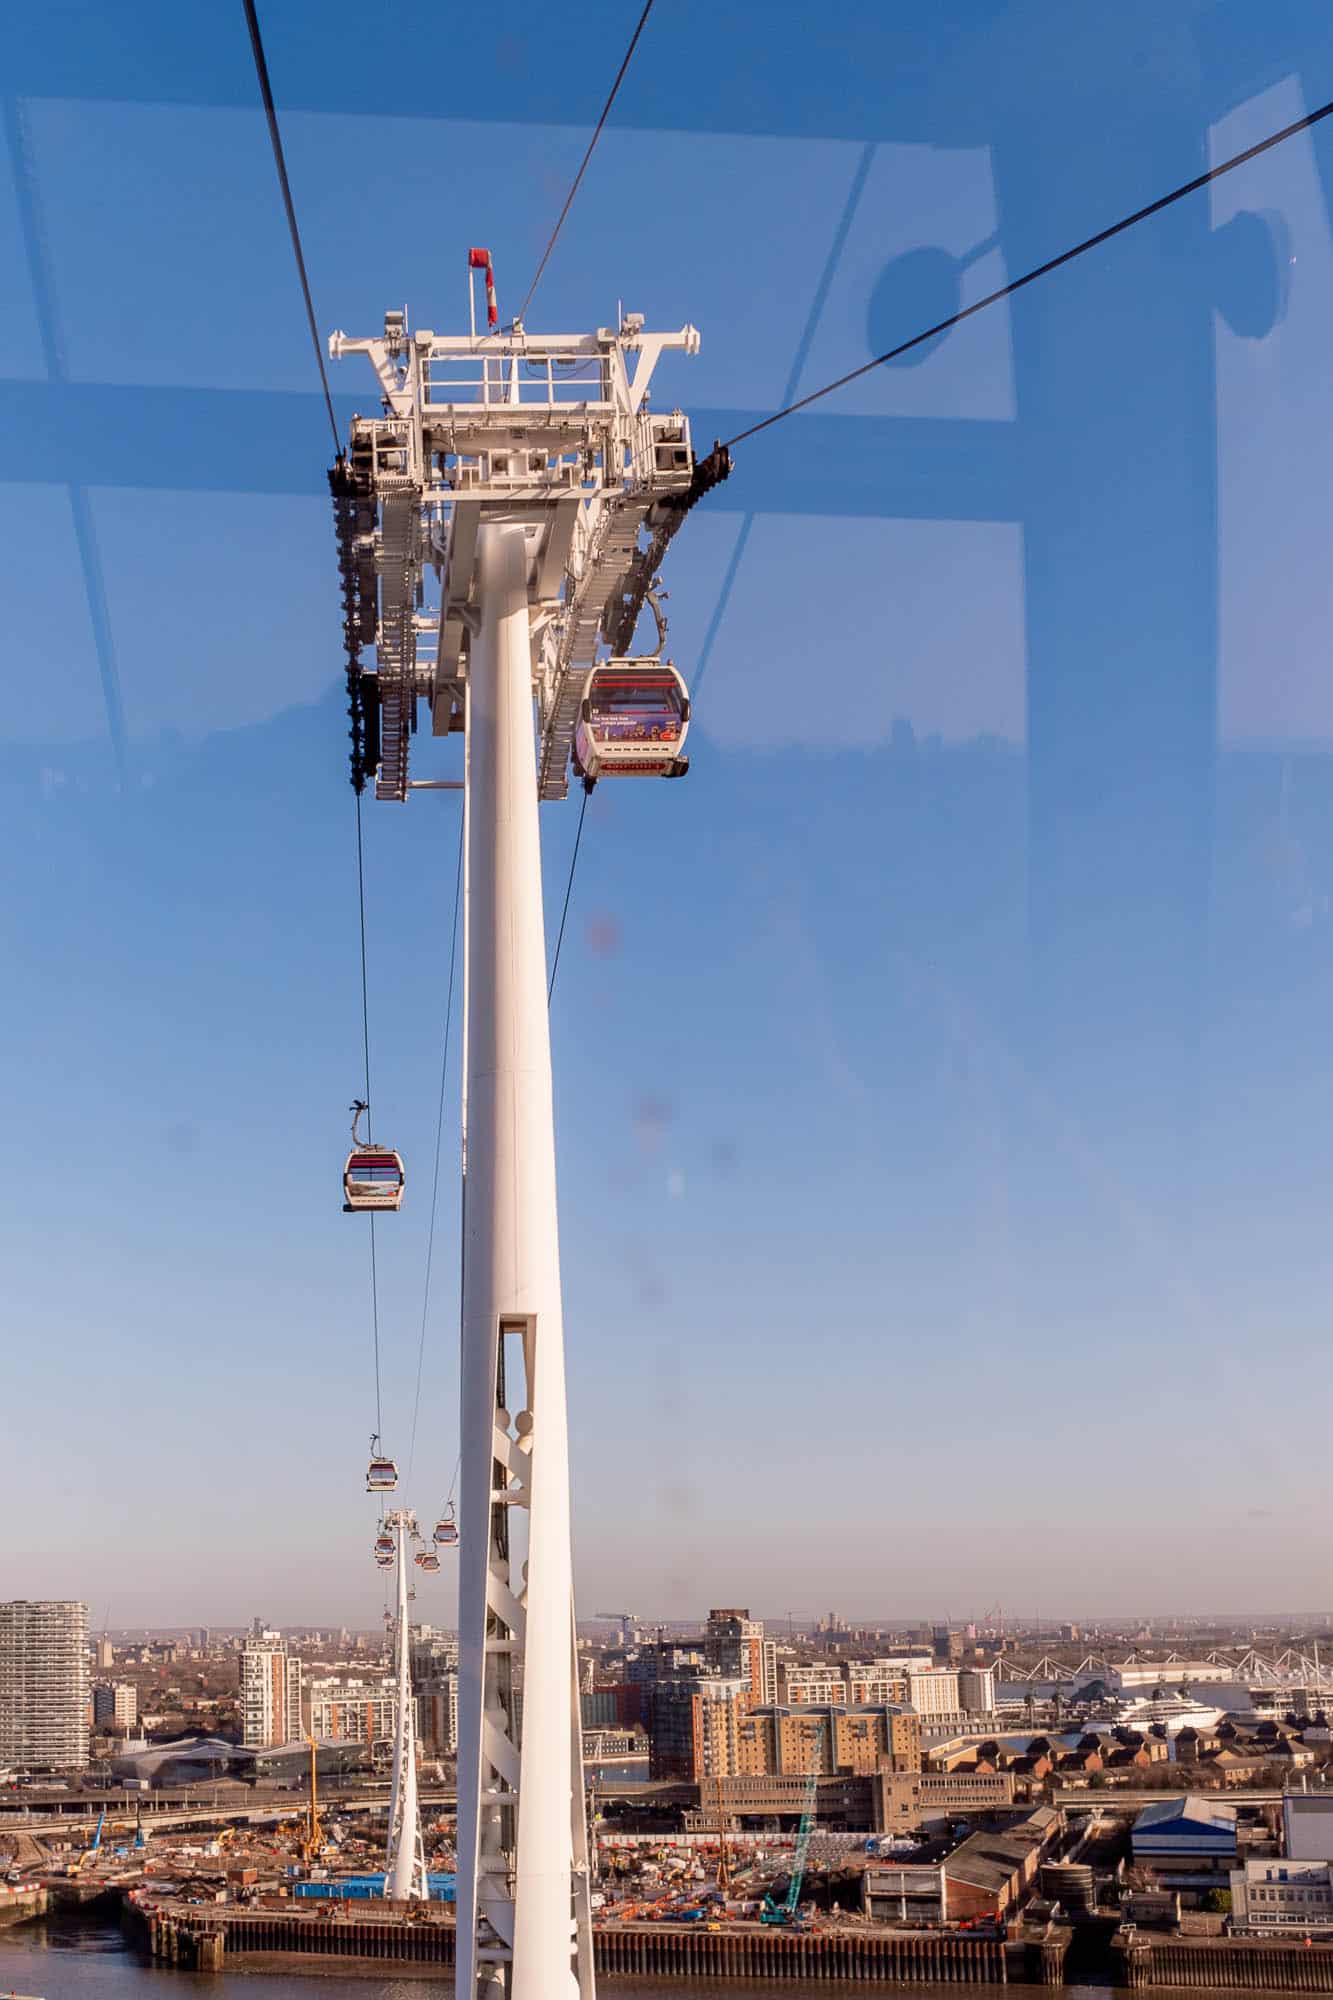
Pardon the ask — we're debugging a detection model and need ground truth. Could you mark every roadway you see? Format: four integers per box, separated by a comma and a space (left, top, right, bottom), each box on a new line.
0, 1791, 455, 1837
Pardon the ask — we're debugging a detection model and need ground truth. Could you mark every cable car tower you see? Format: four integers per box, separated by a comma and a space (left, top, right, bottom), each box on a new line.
329, 265, 723, 2000
382, 1506, 428, 1903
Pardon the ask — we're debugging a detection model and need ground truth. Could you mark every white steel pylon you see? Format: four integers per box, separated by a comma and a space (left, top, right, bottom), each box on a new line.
383, 1508, 427, 1902
331, 287, 715, 2000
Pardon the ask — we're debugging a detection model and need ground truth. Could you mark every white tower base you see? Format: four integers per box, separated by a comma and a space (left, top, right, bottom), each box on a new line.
384, 1508, 427, 1902
455, 523, 593, 2000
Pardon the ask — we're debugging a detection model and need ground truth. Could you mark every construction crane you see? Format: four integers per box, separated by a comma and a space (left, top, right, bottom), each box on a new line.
761, 1775, 817, 1927
701, 1775, 732, 1897
299, 1734, 327, 1865
76, 1808, 105, 1875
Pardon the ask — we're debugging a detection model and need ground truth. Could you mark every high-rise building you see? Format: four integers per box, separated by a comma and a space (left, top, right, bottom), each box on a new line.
95, 1637, 115, 1671
417, 1671, 459, 1754
0, 1601, 90, 1771
958, 1667, 996, 1716
705, 1609, 777, 1705
92, 1681, 138, 1732
649, 1674, 749, 1781
240, 1637, 302, 1747
906, 1666, 963, 1720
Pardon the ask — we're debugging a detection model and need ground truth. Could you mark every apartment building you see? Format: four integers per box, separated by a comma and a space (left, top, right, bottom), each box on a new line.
705, 1609, 777, 1705
240, 1635, 303, 1748
306, 1675, 395, 1743
92, 1681, 138, 1732
906, 1667, 964, 1721
725, 1704, 921, 1778
782, 1661, 911, 1707
417, 1672, 458, 1755
0, 1600, 89, 1771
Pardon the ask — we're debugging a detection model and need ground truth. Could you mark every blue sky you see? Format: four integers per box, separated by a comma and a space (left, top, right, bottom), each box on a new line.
5, 0, 1333, 1628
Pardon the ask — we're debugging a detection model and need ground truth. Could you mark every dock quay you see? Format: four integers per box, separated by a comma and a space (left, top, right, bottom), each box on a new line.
1123, 1934, 1333, 1991
0, 1885, 48, 1929
127, 1897, 1032, 1982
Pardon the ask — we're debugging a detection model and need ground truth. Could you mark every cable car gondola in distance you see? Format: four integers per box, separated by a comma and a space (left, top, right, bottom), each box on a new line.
571, 658, 690, 787
415, 1549, 441, 1572
374, 1534, 394, 1555
374, 1550, 394, 1569
343, 1099, 405, 1213
433, 1505, 459, 1547
366, 1436, 398, 1493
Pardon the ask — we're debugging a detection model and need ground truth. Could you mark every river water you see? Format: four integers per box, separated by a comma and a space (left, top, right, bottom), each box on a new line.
0, 1906, 1257, 2000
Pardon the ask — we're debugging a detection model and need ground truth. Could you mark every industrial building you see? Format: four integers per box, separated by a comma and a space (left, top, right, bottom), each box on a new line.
0, 1599, 89, 1771
876, 1768, 1016, 1829
864, 1806, 1059, 1924
109, 1734, 369, 1788
1284, 1792, 1333, 1860
1130, 1796, 1238, 1892
1230, 1857, 1333, 1934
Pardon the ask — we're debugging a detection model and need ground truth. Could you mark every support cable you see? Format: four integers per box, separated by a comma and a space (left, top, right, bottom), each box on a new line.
407, 813, 465, 1483
723, 97, 1333, 449
516, 0, 656, 324
548, 790, 589, 1002
355, 793, 384, 1439
240, 0, 340, 452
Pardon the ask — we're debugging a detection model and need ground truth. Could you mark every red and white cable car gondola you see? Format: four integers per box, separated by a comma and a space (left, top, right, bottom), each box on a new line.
343, 1099, 405, 1213
366, 1437, 398, 1493
414, 1548, 441, 1573
374, 1550, 394, 1569
374, 1534, 394, 1556
572, 659, 690, 787
433, 1505, 459, 1548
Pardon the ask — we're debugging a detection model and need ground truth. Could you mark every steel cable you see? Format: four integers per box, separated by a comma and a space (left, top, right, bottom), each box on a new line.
240, 0, 340, 450
516, 0, 656, 323
548, 790, 589, 1002
724, 97, 1333, 449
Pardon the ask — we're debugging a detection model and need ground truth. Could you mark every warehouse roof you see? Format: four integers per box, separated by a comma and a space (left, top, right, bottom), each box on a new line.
1134, 1796, 1236, 1834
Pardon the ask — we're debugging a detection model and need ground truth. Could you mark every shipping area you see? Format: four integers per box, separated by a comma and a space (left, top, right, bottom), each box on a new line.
12, 1763, 1333, 1989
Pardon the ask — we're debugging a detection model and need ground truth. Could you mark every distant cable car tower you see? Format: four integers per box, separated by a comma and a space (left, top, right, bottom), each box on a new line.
382, 1506, 428, 1903
329, 263, 724, 2000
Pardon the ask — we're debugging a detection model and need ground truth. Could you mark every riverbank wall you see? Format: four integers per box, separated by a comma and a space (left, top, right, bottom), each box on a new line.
126, 1898, 1025, 1982
0, 1885, 47, 1929
1125, 1933, 1333, 1991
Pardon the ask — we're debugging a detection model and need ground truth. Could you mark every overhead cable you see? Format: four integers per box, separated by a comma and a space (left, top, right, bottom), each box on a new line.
548, 790, 589, 1001
725, 97, 1333, 449
354, 794, 384, 1437
690, 139, 876, 694
516, 0, 656, 324
241, 0, 341, 450
407, 813, 465, 1482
